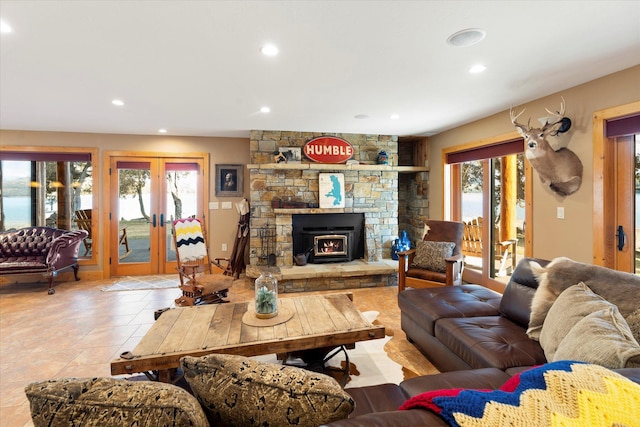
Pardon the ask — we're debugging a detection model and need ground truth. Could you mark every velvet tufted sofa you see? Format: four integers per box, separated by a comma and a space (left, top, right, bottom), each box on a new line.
0, 226, 88, 294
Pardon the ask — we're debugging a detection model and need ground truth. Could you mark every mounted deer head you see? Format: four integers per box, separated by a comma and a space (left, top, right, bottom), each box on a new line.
510, 98, 582, 196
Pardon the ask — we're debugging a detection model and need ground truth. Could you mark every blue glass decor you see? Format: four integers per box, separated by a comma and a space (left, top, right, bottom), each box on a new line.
377, 150, 388, 165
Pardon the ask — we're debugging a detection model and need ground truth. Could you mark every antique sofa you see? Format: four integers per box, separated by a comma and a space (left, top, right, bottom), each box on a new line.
0, 226, 88, 294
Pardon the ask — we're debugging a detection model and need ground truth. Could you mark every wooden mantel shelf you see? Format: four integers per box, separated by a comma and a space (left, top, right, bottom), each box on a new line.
274, 207, 382, 214
247, 163, 428, 172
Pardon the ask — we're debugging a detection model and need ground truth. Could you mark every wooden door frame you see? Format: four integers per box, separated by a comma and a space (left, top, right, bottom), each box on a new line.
103, 151, 209, 278
593, 101, 640, 268
443, 131, 533, 292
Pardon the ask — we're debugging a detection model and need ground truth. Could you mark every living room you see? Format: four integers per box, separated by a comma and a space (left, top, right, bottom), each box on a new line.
1, 1, 640, 426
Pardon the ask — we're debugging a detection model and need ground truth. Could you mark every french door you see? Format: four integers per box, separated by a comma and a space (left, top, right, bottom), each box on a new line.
593, 102, 640, 273
109, 155, 205, 276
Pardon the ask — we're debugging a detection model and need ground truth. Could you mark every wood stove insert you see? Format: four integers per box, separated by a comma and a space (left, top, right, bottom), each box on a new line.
292, 213, 364, 264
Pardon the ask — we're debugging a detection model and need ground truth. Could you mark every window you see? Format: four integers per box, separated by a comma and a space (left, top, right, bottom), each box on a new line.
0, 147, 97, 261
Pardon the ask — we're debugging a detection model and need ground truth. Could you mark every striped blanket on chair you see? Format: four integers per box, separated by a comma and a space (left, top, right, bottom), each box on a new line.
173, 218, 207, 262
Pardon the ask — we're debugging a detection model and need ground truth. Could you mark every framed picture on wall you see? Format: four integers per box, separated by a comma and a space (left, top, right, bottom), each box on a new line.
319, 172, 345, 208
215, 164, 243, 197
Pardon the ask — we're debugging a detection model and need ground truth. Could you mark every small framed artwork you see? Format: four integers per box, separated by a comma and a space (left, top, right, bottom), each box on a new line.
215, 164, 243, 197
278, 146, 302, 163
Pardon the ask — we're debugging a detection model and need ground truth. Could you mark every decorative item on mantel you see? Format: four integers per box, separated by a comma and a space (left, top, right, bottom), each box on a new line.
377, 150, 389, 165
304, 136, 354, 164
254, 272, 278, 319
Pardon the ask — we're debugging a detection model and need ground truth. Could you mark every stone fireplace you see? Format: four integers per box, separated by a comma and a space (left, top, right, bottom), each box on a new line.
248, 131, 399, 269
245, 130, 429, 291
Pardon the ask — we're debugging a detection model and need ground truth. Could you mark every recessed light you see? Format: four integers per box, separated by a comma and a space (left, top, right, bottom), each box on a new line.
158, 129, 167, 134
447, 28, 486, 47
260, 44, 279, 57
0, 20, 13, 33
260, 106, 271, 113
390, 114, 400, 120
354, 114, 369, 120
469, 64, 487, 74
112, 99, 125, 106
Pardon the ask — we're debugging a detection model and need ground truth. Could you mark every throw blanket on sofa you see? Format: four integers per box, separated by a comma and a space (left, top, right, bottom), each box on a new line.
400, 360, 640, 427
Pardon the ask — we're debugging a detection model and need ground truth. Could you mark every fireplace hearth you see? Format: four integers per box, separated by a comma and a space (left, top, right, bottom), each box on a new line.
293, 213, 364, 264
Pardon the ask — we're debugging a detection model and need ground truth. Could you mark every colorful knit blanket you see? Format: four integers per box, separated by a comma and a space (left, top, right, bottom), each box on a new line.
173, 218, 207, 261
400, 360, 640, 426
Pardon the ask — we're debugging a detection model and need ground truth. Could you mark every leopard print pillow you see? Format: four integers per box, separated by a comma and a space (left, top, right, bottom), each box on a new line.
411, 241, 456, 273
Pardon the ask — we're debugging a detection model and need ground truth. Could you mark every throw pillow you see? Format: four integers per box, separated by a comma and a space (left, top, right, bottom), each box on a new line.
539, 282, 611, 361
527, 257, 640, 340
180, 354, 354, 426
625, 308, 640, 345
25, 377, 208, 427
526, 260, 557, 340
411, 241, 456, 273
553, 307, 640, 368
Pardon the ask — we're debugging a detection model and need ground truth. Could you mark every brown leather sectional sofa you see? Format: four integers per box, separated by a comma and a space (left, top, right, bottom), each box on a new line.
326, 257, 640, 426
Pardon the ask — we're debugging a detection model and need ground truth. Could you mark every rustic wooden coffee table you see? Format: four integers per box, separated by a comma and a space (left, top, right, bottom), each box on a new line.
111, 293, 385, 382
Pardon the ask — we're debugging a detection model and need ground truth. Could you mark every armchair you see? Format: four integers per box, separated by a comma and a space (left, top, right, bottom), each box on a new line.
398, 219, 464, 291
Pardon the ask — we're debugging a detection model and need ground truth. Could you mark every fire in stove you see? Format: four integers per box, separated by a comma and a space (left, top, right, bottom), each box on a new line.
314, 235, 347, 256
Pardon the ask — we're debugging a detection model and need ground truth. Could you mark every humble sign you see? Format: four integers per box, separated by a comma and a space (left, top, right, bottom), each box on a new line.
304, 137, 354, 164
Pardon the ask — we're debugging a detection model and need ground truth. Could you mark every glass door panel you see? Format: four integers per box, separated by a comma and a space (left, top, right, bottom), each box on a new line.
111, 159, 156, 276
163, 162, 201, 272
490, 155, 522, 280
461, 160, 484, 273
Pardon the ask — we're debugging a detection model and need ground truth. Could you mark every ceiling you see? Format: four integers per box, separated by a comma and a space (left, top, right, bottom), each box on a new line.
1, 1, 639, 139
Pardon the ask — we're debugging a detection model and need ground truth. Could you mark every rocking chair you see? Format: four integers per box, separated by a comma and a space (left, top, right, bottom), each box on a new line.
172, 217, 233, 306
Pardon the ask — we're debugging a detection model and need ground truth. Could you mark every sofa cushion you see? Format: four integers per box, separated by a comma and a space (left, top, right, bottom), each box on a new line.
434, 316, 546, 370
539, 282, 612, 361
345, 383, 409, 418
411, 241, 455, 272
553, 307, 640, 368
398, 285, 501, 336
180, 353, 354, 426
24, 377, 208, 427
527, 257, 640, 340
399, 368, 510, 398
626, 308, 640, 345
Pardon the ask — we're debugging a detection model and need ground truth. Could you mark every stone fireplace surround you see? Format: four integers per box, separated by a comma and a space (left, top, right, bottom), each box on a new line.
246, 130, 404, 291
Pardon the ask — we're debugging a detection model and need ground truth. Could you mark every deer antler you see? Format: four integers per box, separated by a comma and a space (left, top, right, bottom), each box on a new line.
544, 97, 566, 123
510, 107, 528, 130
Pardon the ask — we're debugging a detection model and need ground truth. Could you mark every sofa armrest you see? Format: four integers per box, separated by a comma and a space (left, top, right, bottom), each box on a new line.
398, 249, 416, 292
444, 252, 463, 286
46, 230, 89, 271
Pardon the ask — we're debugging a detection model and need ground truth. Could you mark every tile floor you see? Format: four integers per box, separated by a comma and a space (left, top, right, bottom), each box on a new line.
0, 276, 437, 427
